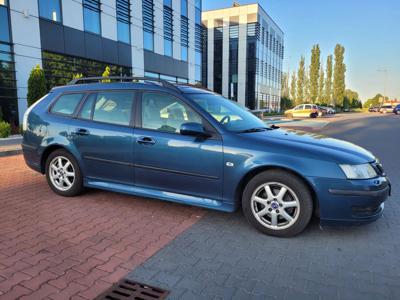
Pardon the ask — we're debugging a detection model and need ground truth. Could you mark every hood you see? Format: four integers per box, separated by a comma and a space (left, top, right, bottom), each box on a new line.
243, 128, 375, 164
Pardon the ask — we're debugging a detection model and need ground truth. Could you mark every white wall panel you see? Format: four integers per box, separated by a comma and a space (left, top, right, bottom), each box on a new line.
237, 13, 247, 106
101, 0, 117, 40
9, 0, 42, 121
187, 0, 195, 83
222, 16, 229, 98
62, 0, 83, 30
131, 0, 144, 76
153, 0, 164, 55
172, 0, 181, 60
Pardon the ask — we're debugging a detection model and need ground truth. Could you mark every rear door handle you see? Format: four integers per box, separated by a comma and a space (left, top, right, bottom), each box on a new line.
74, 128, 90, 136
137, 136, 156, 145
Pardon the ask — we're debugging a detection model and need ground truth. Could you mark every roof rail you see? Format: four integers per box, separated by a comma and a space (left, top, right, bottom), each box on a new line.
67, 76, 181, 93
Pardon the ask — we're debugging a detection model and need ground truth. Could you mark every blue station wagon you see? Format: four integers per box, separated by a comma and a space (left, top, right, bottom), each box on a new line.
22, 77, 391, 237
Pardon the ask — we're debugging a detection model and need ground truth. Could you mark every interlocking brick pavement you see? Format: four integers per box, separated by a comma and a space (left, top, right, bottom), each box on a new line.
0, 155, 204, 299
127, 114, 400, 299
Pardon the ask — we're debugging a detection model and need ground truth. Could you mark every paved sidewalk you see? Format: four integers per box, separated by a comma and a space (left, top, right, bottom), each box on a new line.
0, 155, 204, 299
0, 135, 22, 157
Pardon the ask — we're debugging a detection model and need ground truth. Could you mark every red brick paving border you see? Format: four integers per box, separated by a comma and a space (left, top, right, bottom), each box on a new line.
0, 155, 205, 299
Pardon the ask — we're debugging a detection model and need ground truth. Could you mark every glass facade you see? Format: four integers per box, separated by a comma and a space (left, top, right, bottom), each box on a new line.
245, 22, 259, 109
144, 71, 188, 83
194, 0, 202, 83
142, 0, 154, 51
0, 2, 18, 127
83, 0, 101, 34
163, 0, 173, 57
228, 21, 238, 101
38, 0, 62, 22
213, 22, 223, 94
116, 0, 131, 44
42, 51, 131, 90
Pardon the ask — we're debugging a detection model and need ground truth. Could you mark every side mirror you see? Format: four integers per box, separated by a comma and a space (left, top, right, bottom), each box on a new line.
180, 122, 209, 137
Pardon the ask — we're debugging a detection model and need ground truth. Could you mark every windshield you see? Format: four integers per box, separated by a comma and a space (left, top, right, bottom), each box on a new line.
187, 93, 266, 132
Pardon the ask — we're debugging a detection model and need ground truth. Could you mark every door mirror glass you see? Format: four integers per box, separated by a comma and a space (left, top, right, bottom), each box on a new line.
180, 122, 208, 136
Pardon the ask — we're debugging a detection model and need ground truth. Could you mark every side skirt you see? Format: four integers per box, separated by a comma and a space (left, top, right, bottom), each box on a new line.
84, 178, 235, 212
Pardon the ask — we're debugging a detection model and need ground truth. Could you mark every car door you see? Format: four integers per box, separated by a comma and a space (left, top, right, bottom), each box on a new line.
133, 91, 223, 200
70, 90, 135, 185
293, 105, 303, 117
303, 104, 312, 117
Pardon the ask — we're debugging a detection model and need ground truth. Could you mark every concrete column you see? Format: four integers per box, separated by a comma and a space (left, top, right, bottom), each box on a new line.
172, 0, 181, 60
187, 0, 195, 83
62, 0, 83, 30
153, 0, 164, 55
221, 16, 229, 98
101, 0, 117, 40
131, 0, 144, 76
9, 0, 42, 121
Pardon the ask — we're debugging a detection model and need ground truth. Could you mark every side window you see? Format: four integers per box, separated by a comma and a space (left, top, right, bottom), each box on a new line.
305, 104, 312, 110
81, 91, 134, 126
141, 92, 202, 133
51, 93, 84, 115
294, 105, 303, 110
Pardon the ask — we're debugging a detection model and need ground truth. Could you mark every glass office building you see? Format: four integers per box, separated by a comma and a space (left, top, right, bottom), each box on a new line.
4, 0, 201, 125
202, 3, 284, 110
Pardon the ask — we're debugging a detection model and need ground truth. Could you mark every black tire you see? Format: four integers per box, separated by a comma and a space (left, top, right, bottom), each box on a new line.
45, 149, 84, 197
310, 112, 317, 118
242, 170, 313, 237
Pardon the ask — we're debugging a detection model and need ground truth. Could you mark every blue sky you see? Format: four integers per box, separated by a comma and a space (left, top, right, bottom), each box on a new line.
203, 0, 400, 101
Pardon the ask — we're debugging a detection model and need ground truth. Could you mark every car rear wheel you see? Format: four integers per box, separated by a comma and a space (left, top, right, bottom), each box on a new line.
242, 170, 313, 237
45, 149, 84, 197
310, 112, 317, 118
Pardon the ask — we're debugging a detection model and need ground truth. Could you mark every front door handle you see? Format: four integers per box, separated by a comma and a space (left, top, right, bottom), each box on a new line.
137, 136, 156, 145
74, 128, 90, 136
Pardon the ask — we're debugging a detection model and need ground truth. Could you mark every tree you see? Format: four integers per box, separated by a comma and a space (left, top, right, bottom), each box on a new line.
344, 89, 360, 109
304, 67, 311, 103
296, 56, 306, 104
363, 93, 384, 108
318, 66, 325, 104
309, 44, 321, 103
290, 72, 296, 102
281, 72, 290, 99
102, 66, 111, 82
325, 55, 333, 105
333, 44, 346, 107
27, 65, 47, 107
72, 73, 83, 80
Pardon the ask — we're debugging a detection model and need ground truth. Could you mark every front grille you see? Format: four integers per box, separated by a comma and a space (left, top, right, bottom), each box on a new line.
95, 278, 169, 300
352, 204, 382, 218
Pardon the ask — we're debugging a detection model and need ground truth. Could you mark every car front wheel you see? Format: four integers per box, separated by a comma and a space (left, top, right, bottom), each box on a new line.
45, 149, 84, 197
242, 170, 313, 237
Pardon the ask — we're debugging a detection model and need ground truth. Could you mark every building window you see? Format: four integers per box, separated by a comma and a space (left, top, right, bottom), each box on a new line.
0, 4, 10, 42
180, 16, 188, 61
83, 0, 101, 34
0, 3, 18, 127
143, 0, 154, 51
163, 1, 173, 57
42, 51, 131, 90
38, 0, 62, 22
117, 0, 131, 44
181, 0, 187, 17
213, 24, 223, 94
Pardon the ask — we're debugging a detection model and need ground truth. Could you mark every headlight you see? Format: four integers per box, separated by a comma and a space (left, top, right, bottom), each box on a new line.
339, 163, 377, 179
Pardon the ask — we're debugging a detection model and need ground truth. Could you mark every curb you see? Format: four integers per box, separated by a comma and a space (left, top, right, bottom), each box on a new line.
0, 149, 23, 157
0, 135, 22, 146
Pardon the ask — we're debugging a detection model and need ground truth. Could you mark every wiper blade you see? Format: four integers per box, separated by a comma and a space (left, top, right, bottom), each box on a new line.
239, 127, 270, 133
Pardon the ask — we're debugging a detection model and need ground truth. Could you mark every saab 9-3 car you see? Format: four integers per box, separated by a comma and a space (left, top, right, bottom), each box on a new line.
22, 77, 390, 237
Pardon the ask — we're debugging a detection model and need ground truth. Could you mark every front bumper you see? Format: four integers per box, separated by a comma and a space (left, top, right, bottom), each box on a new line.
307, 176, 390, 226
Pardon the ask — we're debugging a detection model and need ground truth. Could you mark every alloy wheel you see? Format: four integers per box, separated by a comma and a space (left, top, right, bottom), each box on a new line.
49, 156, 75, 191
250, 182, 300, 230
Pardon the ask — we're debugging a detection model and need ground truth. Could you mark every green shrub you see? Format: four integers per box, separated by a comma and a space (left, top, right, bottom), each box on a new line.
0, 121, 11, 138
27, 65, 47, 107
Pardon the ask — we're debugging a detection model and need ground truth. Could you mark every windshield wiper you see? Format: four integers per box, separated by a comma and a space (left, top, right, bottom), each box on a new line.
239, 125, 280, 133
239, 127, 270, 133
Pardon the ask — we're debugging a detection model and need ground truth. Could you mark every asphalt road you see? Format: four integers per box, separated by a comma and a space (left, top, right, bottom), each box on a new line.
127, 113, 400, 300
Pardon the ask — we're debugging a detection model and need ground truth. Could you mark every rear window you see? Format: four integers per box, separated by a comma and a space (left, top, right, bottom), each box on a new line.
51, 93, 84, 115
